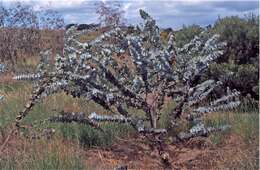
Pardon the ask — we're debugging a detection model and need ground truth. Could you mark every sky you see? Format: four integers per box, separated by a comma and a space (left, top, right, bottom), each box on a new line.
1, 0, 259, 29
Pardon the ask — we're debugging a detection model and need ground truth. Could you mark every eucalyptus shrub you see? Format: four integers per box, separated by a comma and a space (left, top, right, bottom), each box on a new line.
14, 10, 240, 163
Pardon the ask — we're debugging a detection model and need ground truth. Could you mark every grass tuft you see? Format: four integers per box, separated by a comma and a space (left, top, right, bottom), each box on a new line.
59, 123, 135, 148
0, 138, 86, 170
204, 111, 259, 145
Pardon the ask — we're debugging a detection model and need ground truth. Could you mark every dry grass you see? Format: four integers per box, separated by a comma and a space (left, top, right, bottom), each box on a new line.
0, 136, 85, 170
204, 112, 259, 145
0, 78, 258, 169
79, 28, 108, 42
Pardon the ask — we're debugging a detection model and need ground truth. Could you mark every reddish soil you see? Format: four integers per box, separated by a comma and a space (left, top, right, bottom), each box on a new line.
84, 134, 258, 170
0, 73, 14, 83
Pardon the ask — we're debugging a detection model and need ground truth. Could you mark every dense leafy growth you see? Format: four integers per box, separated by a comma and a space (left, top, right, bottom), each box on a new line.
174, 14, 259, 99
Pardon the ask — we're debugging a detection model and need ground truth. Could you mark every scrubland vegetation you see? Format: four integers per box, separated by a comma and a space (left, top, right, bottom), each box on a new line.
0, 1, 259, 170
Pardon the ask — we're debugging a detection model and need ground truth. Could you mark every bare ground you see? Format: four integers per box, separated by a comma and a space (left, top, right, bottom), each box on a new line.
84, 134, 258, 170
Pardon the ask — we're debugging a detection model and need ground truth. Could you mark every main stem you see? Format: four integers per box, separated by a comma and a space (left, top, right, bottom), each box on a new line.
150, 108, 157, 128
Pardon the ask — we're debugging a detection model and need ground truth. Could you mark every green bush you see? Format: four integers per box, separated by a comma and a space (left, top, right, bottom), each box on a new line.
174, 24, 204, 48
207, 63, 259, 98
211, 14, 259, 65
205, 14, 259, 99
175, 15, 259, 99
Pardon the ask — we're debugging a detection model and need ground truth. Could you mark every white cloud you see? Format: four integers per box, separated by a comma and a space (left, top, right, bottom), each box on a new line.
2, 0, 87, 9
1, 0, 258, 28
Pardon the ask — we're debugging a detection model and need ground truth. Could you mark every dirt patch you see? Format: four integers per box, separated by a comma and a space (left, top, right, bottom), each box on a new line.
0, 73, 15, 83
84, 134, 258, 170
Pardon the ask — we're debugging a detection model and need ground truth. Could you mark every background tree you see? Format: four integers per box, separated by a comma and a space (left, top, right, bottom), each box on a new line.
0, 2, 40, 65
0, 1, 64, 70
95, 1, 126, 27
0, 3, 8, 27
38, 8, 65, 29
